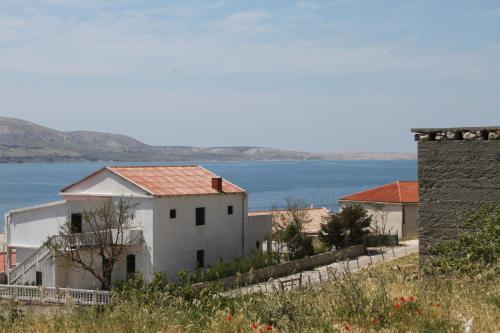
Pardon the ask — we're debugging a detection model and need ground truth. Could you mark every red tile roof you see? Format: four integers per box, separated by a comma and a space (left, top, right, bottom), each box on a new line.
339, 181, 418, 204
107, 165, 246, 196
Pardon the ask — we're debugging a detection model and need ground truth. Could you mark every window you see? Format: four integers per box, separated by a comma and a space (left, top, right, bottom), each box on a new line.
196, 250, 205, 268
256, 241, 261, 249
71, 213, 82, 233
227, 205, 233, 215
196, 207, 205, 226
36, 271, 42, 286
126, 254, 136, 278
170, 209, 176, 219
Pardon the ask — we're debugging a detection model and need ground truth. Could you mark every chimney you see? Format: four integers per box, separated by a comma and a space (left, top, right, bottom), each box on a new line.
211, 177, 223, 192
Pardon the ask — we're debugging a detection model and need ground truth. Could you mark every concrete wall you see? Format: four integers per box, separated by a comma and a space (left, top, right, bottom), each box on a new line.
152, 193, 247, 281
415, 137, 500, 255
7, 202, 67, 249
246, 214, 272, 253
402, 204, 418, 239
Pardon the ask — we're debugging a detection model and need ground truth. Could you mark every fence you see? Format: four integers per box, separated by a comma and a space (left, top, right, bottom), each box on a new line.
0, 285, 110, 305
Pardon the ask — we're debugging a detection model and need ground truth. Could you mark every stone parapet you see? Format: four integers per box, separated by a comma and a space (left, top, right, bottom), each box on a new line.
411, 126, 500, 142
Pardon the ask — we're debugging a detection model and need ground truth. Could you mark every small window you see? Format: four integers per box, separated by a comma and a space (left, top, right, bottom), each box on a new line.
71, 213, 82, 233
196, 250, 205, 268
196, 207, 205, 226
256, 241, 261, 249
170, 209, 176, 219
36, 271, 42, 286
126, 254, 136, 278
227, 205, 233, 215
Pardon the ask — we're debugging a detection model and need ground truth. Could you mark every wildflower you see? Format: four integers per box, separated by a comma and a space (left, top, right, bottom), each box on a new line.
225, 314, 233, 322
371, 319, 377, 325
251, 323, 259, 329
435, 303, 441, 308
265, 324, 273, 331
394, 303, 401, 309
409, 296, 415, 302
258, 329, 263, 333
401, 296, 407, 303
343, 323, 351, 331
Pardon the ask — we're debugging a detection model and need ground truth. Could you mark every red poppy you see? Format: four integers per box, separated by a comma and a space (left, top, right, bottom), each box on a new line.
265, 324, 273, 331
251, 323, 259, 329
371, 319, 377, 325
225, 315, 233, 322
401, 296, 407, 303
258, 330, 263, 333
343, 323, 351, 331
409, 296, 415, 302
394, 303, 401, 309
435, 303, 441, 308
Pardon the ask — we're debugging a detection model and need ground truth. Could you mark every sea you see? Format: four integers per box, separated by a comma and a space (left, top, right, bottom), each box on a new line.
0, 160, 417, 230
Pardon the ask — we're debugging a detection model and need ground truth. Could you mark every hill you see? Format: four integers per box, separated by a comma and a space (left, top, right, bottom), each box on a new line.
0, 117, 416, 163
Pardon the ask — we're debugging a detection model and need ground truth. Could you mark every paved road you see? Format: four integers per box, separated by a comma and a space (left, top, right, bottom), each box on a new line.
229, 240, 419, 295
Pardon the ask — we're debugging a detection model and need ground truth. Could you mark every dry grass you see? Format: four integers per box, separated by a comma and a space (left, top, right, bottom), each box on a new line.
1, 253, 498, 332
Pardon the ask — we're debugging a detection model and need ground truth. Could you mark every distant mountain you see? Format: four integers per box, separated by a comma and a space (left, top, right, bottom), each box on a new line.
0, 117, 416, 163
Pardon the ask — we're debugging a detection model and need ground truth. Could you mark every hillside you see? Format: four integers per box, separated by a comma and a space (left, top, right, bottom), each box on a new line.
0, 117, 416, 163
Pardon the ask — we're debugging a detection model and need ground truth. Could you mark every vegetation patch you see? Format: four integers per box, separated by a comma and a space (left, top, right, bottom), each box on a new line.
1, 252, 498, 332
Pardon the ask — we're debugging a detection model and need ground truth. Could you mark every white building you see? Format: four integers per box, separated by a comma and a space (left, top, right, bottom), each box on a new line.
338, 181, 419, 239
4, 165, 271, 289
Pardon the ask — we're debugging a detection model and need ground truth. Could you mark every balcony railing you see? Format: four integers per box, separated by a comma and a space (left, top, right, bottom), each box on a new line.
50, 228, 142, 249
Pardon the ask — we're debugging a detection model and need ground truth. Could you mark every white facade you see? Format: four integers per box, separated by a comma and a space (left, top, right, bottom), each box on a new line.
4, 167, 271, 288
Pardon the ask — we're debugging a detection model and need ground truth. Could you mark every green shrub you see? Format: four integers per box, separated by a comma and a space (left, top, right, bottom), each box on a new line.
180, 250, 281, 283
320, 204, 371, 249
425, 204, 500, 274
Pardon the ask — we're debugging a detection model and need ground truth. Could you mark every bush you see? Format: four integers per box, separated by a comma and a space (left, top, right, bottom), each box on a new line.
364, 234, 399, 247
180, 250, 281, 283
425, 204, 500, 274
320, 204, 371, 249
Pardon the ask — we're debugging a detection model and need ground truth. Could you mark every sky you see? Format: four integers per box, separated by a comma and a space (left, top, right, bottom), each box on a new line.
1, 0, 500, 153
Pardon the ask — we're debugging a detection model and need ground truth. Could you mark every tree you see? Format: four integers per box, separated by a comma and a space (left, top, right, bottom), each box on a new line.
272, 199, 314, 260
319, 204, 371, 249
45, 197, 137, 290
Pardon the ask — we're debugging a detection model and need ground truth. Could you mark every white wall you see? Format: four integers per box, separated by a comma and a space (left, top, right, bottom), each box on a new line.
246, 214, 272, 253
62, 169, 149, 197
152, 193, 247, 281
7, 201, 67, 249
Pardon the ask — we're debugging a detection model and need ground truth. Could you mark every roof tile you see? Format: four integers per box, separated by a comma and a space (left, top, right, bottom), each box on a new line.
339, 181, 418, 204
107, 165, 245, 196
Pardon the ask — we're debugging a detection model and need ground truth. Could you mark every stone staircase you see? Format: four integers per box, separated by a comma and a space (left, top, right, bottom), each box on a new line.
9, 244, 52, 285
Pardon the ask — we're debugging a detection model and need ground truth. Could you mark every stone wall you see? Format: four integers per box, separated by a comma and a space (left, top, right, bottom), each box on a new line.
195, 243, 366, 290
412, 126, 500, 256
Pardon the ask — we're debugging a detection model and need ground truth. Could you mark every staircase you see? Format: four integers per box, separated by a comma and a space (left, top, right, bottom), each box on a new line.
9, 244, 52, 285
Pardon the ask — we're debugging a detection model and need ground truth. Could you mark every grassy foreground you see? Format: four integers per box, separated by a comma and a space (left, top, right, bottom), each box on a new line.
1, 253, 498, 332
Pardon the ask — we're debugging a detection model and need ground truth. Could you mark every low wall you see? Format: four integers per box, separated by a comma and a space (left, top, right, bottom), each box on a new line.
196, 243, 366, 289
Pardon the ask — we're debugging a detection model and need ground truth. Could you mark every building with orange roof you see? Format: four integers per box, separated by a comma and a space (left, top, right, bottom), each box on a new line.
4, 165, 271, 288
338, 181, 419, 239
